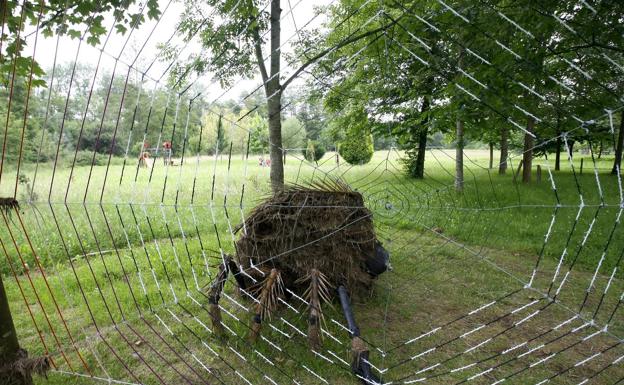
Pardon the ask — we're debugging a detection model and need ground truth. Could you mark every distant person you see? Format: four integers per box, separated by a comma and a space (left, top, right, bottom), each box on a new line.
139, 152, 151, 168
163, 140, 172, 165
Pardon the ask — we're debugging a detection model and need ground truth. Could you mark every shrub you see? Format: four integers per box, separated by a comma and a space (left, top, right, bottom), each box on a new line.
339, 132, 374, 165
303, 139, 326, 162
402, 147, 428, 178
73, 150, 108, 167
402, 147, 420, 177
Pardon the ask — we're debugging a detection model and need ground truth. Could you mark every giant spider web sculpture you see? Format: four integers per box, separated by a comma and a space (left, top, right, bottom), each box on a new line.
1, 1, 623, 385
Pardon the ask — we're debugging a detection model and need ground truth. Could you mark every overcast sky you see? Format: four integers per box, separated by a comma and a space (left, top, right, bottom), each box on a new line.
25, 0, 334, 102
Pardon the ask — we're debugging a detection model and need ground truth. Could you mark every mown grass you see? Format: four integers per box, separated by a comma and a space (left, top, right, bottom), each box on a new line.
1, 149, 623, 385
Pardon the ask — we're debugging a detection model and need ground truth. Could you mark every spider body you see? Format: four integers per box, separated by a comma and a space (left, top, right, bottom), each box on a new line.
208, 180, 388, 383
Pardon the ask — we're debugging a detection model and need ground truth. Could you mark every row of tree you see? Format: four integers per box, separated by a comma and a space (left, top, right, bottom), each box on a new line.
0, 60, 339, 166
310, 0, 624, 188
2, 0, 623, 193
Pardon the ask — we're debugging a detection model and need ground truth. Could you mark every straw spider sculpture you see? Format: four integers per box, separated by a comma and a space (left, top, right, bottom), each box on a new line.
207, 179, 389, 384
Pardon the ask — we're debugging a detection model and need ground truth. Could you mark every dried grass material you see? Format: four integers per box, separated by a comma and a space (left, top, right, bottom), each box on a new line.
0, 349, 50, 385
234, 179, 378, 298
0, 197, 19, 216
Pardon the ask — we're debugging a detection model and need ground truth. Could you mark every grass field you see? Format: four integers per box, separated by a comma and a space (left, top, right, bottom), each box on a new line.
2, 149, 623, 385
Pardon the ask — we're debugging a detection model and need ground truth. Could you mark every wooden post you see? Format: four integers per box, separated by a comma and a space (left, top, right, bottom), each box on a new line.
536, 165, 542, 184
0, 273, 31, 385
580, 158, 584, 175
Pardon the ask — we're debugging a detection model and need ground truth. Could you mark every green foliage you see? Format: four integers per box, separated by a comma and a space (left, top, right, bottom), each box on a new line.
281, 117, 306, 150
315, 0, 624, 178
402, 148, 422, 178
339, 131, 374, 165
295, 95, 328, 143
249, 125, 269, 154
0, 0, 160, 87
304, 140, 326, 163
168, 0, 270, 88
73, 150, 108, 167
215, 115, 229, 154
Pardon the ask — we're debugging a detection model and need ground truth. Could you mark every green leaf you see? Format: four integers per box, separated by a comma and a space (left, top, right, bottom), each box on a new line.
86, 35, 100, 46
32, 79, 47, 88
68, 29, 82, 39
115, 24, 128, 35
89, 24, 106, 37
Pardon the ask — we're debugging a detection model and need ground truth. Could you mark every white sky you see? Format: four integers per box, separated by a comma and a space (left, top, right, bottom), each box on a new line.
25, 0, 334, 102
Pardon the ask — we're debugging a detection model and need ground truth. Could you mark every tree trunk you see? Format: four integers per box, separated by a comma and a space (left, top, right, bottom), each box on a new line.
0, 274, 19, 361
267, 0, 283, 191
499, 126, 508, 175
522, 117, 535, 183
598, 140, 603, 159
414, 95, 430, 179
555, 135, 562, 171
455, 48, 464, 191
612, 111, 624, 175
455, 118, 464, 192
489, 142, 493, 169
415, 128, 427, 179
0, 274, 32, 385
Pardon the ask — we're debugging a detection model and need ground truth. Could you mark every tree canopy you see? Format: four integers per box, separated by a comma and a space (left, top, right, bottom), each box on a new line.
0, 0, 160, 85
311, 0, 624, 181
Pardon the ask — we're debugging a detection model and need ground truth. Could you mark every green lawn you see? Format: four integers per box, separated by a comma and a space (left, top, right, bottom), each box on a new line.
1, 149, 623, 385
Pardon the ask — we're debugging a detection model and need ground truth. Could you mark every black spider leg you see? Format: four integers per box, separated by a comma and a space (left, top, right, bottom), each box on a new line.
228, 258, 247, 291
338, 285, 380, 385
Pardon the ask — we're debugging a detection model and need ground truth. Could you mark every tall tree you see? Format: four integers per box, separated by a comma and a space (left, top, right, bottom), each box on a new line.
171, 0, 394, 191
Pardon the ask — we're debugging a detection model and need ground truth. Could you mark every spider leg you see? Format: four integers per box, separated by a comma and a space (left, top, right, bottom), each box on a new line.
305, 268, 330, 351
207, 257, 231, 336
249, 268, 282, 342
227, 258, 248, 297
338, 285, 380, 385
